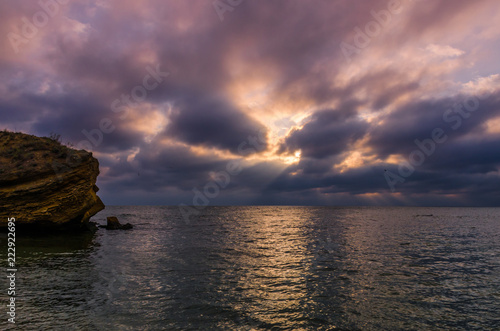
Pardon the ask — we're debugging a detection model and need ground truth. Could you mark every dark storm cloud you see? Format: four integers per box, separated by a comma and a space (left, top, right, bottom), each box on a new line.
0, 98, 38, 125
4, 90, 143, 153
418, 137, 500, 175
265, 162, 386, 195
369, 91, 500, 158
166, 94, 268, 154
104, 142, 230, 192
279, 106, 368, 159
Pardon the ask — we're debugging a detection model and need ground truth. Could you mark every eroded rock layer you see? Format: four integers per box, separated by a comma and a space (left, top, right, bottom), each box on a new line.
0, 131, 104, 231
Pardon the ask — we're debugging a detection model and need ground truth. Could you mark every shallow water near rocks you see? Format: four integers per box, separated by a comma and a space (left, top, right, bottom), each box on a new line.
1, 206, 499, 330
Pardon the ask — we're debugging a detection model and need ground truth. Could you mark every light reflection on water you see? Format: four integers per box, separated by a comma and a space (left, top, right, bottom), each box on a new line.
1, 206, 499, 330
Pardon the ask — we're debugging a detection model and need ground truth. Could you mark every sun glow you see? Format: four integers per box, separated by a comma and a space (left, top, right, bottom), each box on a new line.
123, 105, 169, 143
281, 150, 301, 165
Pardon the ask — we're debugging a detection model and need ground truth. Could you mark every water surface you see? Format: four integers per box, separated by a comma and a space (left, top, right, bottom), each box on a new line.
1, 206, 499, 330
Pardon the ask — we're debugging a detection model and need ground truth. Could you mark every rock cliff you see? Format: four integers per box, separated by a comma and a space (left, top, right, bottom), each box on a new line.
0, 131, 104, 232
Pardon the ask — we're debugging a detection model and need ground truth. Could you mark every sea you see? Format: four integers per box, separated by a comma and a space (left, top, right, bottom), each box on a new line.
1, 206, 499, 330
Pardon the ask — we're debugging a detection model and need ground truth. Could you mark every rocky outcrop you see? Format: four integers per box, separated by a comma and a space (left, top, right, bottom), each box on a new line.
0, 131, 104, 232
101, 216, 133, 230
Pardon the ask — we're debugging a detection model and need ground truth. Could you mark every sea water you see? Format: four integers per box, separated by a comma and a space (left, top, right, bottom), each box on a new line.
1, 206, 499, 330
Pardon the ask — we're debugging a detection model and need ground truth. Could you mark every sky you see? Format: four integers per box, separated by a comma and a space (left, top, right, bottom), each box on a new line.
1, 0, 500, 207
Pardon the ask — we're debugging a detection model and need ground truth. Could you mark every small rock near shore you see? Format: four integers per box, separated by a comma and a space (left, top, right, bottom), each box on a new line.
105, 216, 133, 230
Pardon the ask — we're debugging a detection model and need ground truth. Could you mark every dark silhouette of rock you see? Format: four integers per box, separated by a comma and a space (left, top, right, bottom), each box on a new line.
104, 216, 133, 230
0, 131, 105, 232
106, 216, 122, 229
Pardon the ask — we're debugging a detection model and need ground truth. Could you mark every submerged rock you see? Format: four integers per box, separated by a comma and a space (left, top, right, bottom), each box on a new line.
0, 131, 105, 232
103, 216, 133, 230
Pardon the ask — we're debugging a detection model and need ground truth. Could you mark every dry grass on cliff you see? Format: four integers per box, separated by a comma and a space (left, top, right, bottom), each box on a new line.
0, 130, 90, 184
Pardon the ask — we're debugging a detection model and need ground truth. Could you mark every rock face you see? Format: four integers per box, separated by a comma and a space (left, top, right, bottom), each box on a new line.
0, 131, 105, 232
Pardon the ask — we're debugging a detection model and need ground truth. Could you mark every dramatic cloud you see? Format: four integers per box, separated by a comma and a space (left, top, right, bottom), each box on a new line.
166, 93, 268, 154
1, 0, 499, 206
279, 106, 368, 159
